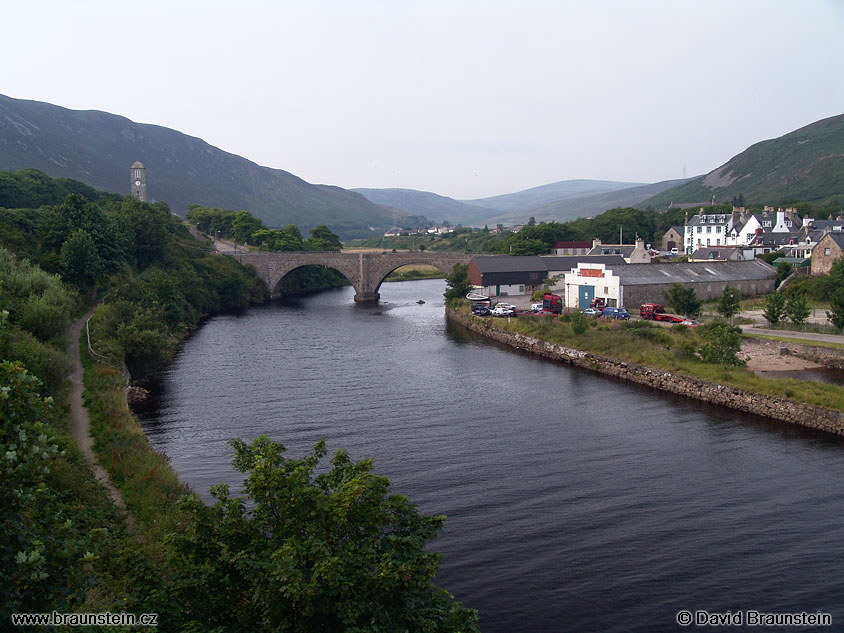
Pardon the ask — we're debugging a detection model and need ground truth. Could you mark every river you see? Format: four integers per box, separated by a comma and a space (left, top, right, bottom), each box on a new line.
139, 279, 844, 632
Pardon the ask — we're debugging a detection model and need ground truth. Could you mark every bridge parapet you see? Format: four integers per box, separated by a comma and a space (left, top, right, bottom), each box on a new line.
226, 250, 474, 302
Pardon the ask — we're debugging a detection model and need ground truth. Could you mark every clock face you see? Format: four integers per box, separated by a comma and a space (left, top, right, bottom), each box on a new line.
135, 180, 141, 186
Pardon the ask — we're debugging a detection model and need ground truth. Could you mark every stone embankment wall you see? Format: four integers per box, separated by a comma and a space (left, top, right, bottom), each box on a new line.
447, 309, 844, 436
752, 337, 844, 370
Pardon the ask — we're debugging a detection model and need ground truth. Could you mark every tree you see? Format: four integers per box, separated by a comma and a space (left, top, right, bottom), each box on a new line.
304, 225, 342, 251
784, 292, 810, 326
716, 286, 742, 324
163, 437, 479, 632
444, 262, 473, 302
665, 283, 701, 316
698, 322, 744, 365
762, 292, 786, 325
231, 210, 264, 245
827, 287, 844, 330
527, 216, 536, 226
59, 228, 102, 289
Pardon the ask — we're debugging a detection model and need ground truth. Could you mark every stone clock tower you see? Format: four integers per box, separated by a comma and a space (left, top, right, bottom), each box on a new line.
130, 161, 147, 202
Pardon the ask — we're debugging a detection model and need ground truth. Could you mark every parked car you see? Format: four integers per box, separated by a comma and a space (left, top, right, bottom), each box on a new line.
680, 319, 701, 327
472, 306, 491, 316
530, 303, 543, 312
602, 307, 631, 320
670, 247, 679, 255
492, 306, 516, 317
494, 302, 516, 311
582, 307, 602, 317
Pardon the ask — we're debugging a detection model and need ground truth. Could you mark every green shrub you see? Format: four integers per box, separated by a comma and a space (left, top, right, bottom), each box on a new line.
570, 311, 588, 334
698, 321, 744, 365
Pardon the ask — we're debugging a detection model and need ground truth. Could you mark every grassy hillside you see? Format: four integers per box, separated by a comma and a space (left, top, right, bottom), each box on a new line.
640, 113, 844, 210
0, 94, 409, 239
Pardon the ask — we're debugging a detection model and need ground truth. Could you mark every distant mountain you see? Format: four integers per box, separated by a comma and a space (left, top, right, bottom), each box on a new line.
639, 113, 844, 210
0, 94, 408, 238
351, 188, 499, 225
483, 178, 692, 226
462, 179, 645, 213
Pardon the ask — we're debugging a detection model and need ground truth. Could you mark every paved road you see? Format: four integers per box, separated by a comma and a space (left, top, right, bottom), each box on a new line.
740, 325, 844, 345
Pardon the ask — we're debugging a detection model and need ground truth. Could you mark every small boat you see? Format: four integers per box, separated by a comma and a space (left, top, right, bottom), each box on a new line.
466, 291, 489, 302
417, 299, 425, 304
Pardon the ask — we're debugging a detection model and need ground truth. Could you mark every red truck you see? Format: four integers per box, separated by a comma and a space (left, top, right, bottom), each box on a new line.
542, 293, 563, 315
639, 303, 686, 323
590, 297, 606, 311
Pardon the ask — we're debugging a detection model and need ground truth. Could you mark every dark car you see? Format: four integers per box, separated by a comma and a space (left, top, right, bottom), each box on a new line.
472, 306, 491, 316
602, 307, 630, 320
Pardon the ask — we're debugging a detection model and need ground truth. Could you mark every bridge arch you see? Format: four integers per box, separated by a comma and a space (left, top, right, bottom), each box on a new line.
229, 251, 474, 303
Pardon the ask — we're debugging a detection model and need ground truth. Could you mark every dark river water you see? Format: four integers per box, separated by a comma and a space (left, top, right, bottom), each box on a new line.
140, 279, 844, 632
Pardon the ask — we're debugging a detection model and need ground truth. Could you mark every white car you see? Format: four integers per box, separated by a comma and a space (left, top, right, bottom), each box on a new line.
492, 306, 516, 316
530, 303, 543, 312
494, 303, 516, 311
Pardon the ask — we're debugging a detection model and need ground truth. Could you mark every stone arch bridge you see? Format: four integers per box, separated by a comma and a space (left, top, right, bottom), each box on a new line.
227, 250, 474, 302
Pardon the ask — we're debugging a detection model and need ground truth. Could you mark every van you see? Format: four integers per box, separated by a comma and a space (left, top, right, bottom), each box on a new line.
602, 306, 630, 320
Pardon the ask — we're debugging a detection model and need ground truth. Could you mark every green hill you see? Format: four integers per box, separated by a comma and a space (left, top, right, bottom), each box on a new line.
0, 94, 411, 239
639, 113, 844, 210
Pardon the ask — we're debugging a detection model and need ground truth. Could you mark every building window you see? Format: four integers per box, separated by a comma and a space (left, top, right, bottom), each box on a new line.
697, 227, 702, 234
716, 239, 720, 245
604, 286, 608, 294
707, 226, 712, 233
825, 248, 831, 256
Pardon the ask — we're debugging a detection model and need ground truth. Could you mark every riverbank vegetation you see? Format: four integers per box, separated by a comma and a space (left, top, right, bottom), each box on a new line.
452, 303, 844, 413
1, 171, 478, 628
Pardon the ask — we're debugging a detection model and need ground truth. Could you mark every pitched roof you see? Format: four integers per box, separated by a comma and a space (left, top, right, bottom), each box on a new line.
552, 241, 592, 249
588, 245, 635, 257
541, 255, 626, 272
608, 259, 775, 286
471, 255, 547, 273
818, 232, 844, 250
689, 246, 740, 261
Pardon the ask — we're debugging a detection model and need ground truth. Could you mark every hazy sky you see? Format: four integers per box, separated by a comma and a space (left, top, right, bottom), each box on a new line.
3, 0, 843, 199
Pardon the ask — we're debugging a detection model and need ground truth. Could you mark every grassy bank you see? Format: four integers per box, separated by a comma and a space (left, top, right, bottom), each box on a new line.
80, 343, 187, 545
455, 305, 844, 412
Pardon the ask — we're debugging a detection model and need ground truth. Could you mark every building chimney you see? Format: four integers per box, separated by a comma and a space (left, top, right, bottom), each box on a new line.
592, 238, 602, 249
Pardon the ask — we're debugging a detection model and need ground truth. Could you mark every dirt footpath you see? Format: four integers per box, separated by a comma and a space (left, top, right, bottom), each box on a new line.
67, 309, 133, 526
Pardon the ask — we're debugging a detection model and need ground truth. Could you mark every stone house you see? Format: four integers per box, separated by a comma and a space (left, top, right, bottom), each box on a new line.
660, 226, 683, 252
811, 233, 844, 275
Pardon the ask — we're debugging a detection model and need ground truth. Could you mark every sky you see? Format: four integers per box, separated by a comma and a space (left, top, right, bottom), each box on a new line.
2, 0, 843, 200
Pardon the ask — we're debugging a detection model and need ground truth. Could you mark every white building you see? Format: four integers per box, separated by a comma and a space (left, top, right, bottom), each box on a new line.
684, 207, 801, 255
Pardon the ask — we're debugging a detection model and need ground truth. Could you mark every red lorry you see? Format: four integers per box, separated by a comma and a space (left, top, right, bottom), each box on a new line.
639, 303, 686, 323
542, 293, 563, 315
